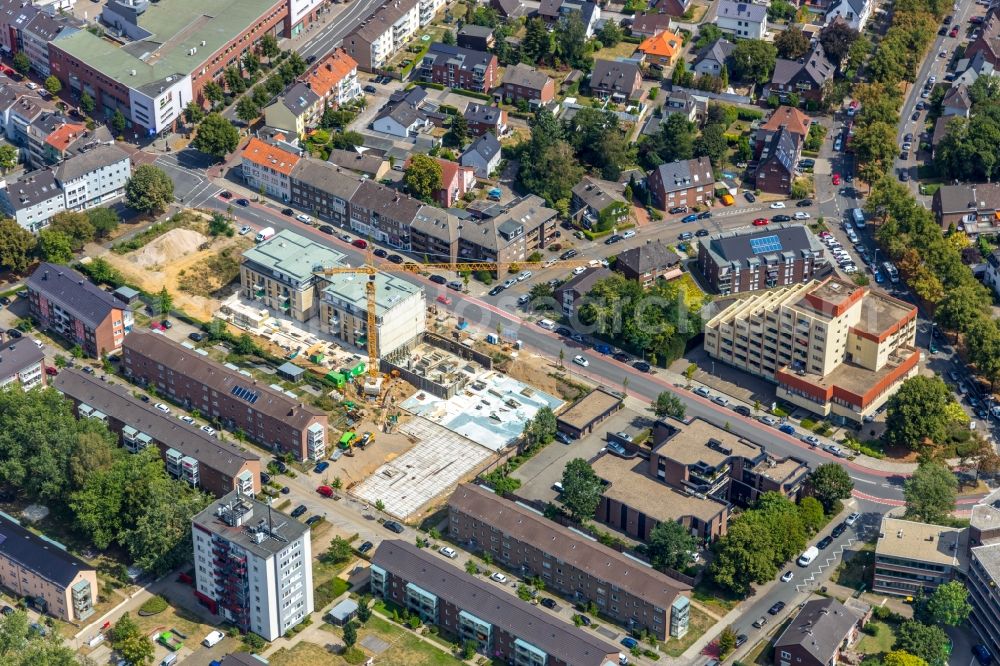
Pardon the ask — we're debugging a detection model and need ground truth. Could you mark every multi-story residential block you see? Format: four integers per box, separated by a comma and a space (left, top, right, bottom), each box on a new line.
54, 368, 261, 497
371, 539, 622, 665
460, 132, 501, 178
419, 43, 498, 92
463, 103, 507, 137
448, 482, 691, 640
289, 158, 363, 225
0, 168, 64, 232
122, 330, 329, 461
22, 10, 78, 78
767, 43, 834, 104
241, 229, 346, 322
300, 48, 361, 108
615, 241, 682, 287
715, 0, 768, 39
873, 517, 967, 596
26, 262, 133, 357
241, 137, 301, 203
349, 179, 424, 248
589, 59, 642, 101
0, 337, 45, 390
326, 148, 389, 180
755, 127, 798, 195
966, 11, 1000, 69
50, 0, 288, 135
969, 542, 1000, 656
499, 63, 555, 107
319, 270, 425, 357
342, 0, 421, 71
647, 156, 715, 210
773, 598, 870, 666
704, 278, 920, 423
424, 157, 474, 208
263, 82, 322, 138
825, 0, 872, 32
697, 223, 826, 293
192, 491, 313, 640
27, 116, 85, 167
932, 182, 1000, 233
0, 512, 97, 622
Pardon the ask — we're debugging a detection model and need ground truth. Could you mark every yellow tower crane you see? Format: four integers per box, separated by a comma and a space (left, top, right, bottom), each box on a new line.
315, 250, 596, 395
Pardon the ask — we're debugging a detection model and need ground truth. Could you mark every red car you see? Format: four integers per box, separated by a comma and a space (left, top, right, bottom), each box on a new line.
949, 26, 959, 37
44, 366, 58, 376
352, 239, 368, 249
832, 173, 841, 185
316, 485, 334, 497
436, 294, 452, 305
752, 218, 769, 226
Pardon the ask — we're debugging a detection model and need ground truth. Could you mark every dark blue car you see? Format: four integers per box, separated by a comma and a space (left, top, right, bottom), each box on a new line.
778, 424, 796, 436
314, 461, 329, 473
974, 645, 994, 666
621, 637, 638, 649
681, 214, 698, 223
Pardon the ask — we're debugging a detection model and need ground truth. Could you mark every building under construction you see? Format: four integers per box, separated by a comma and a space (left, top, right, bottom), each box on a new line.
191, 490, 314, 640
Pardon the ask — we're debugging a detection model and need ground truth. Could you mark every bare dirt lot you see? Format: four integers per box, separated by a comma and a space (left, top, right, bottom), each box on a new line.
504, 353, 592, 402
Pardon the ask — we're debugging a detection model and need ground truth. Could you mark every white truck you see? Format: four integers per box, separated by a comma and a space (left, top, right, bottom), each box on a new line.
797, 546, 820, 567
254, 226, 275, 242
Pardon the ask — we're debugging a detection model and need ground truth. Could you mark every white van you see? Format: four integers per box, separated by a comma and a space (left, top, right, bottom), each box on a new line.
202, 630, 224, 647
797, 546, 820, 567
160, 655, 178, 666
537, 318, 556, 331
254, 226, 276, 243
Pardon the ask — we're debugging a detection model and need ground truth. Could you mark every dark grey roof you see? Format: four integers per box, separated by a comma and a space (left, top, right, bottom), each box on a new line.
935, 183, 1000, 214
842, 0, 868, 16
193, 491, 309, 560
290, 158, 363, 201
759, 126, 796, 175
458, 24, 493, 39
694, 38, 734, 68
375, 102, 426, 129
348, 0, 421, 42
989, 249, 1000, 270
4, 169, 62, 210
423, 43, 494, 73
538, 0, 563, 18
502, 63, 551, 91
373, 539, 620, 666
572, 176, 625, 213
24, 10, 76, 42
463, 132, 501, 162
410, 205, 459, 242
350, 179, 423, 223
281, 81, 321, 115
717, 0, 767, 23
218, 654, 269, 666
388, 86, 427, 106
942, 84, 972, 111
616, 242, 680, 275
327, 148, 386, 176
492, 0, 525, 16
0, 339, 43, 380
804, 43, 835, 83
555, 266, 613, 298
631, 11, 674, 35
464, 103, 504, 126
456, 195, 555, 251
589, 59, 641, 95
53, 368, 260, 485
653, 156, 714, 194
27, 263, 126, 329
54, 144, 130, 183
0, 511, 92, 587
704, 223, 825, 269
774, 598, 864, 662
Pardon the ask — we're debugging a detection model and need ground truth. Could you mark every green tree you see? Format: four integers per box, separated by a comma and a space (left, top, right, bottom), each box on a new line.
646, 520, 696, 571
49, 211, 95, 250
43, 75, 61, 96
259, 33, 280, 59
561, 458, 602, 522
184, 101, 205, 125
79, 91, 95, 115
525, 407, 557, 448
807, 463, 853, 513
111, 109, 127, 135
203, 81, 224, 105
883, 651, 929, 666
695, 24, 723, 50
0, 218, 35, 273
224, 66, 247, 94
11, 52, 29, 76
935, 283, 990, 334
126, 164, 175, 213
0, 144, 17, 173
208, 213, 233, 237
86, 207, 120, 238
111, 613, 154, 665
904, 461, 957, 525
730, 39, 778, 84
653, 391, 685, 420
885, 376, 953, 450
853, 121, 898, 185
446, 113, 468, 148
919, 580, 972, 626
37, 229, 74, 264
820, 20, 860, 64
767, 0, 796, 20
356, 597, 372, 623
775, 26, 810, 59
894, 620, 950, 666
404, 153, 443, 202
0, 610, 78, 665
522, 18, 553, 64
694, 122, 727, 168
192, 113, 240, 159
326, 536, 353, 564
342, 620, 357, 647
598, 20, 623, 48
717, 626, 737, 657
155, 287, 173, 316
968, 318, 1000, 389
235, 96, 260, 123
797, 496, 825, 534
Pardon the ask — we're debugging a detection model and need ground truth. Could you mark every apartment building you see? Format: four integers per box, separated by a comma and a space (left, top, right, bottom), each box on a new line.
49, 0, 287, 134
262, 82, 321, 138
873, 517, 967, 596
26, 262, 133, 357
553, 267, 612, 317
715, 0, 768, 39
241, 137, 302, 203
767, 43, 835, 104
774, 598, 869, 666
54, 368, 261, 497
0, 338, 45, 390
426, 157, 475, 207
448, 483, 690, 640
697, 223, 827, 293
342, 0, 421, 71
1, 143, 131, 231
122, 330, 329, 461
705, 278, 919, 423
300, 48, 361, 108
498, 63, 555, 107
192, 491, 313, 641
22, 10, 79, 78
319, 270, 425, 356
647, 157, 715, 210
755, 105, 811, 155
349, 179, 424, 249
615, 242, 682, 287
419, 43, 498, 92
0, 512, 97, 622
755, 127, 798, 195
589, 59, 642, 101
371, 540, 622, 666
932, 182, 1000, 232
289, 159, 363, 225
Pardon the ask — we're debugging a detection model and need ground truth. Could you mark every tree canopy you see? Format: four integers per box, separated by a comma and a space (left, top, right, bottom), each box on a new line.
0, 610, 79, 665
730, 40, 778, 85
653, 392, 686, 420
775, 26, 810, 59
403, 154, 443, 203
903, 461, 957, 525
646, 521, 696, 571
893, 620, 951, 666
192, 113, 240, 159
560, 458, 602, 522
126, 165, 175, 214
0, 218, 36, 274
885, 376, 955, 449
917, 580, 972, 626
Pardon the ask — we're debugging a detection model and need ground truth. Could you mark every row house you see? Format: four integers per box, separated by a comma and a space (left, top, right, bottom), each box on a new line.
241, 136, 301, 202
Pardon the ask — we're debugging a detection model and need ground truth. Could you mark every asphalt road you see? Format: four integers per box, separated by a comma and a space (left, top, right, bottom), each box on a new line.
296, 0, 389, 62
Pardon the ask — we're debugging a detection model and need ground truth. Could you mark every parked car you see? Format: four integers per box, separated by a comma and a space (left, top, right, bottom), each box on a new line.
235, 198, 250, 207
669, 206, 688, 214
540, 598, 557, 609
694, 386, 711, 398
831, 522, 847, 538
621, 637, 638, 649
768, 601, 787, 615
735, 634, 748, 648
429, 274, 447, 285
573, 355, 589, 367
753, 218, 769, 226
733, 405, 752, 417
314, 461, 329, 473
384, 520, 405, 533
633, 361, 651, 372
491, 572, 508, 583
291, 505, 307, 518
744, 192, 756, 202
373, 248, 388, 258
778, 424, 796, 435
305, 515, 322, 526
752, 616, 767, 629
696, 228, 710, 237
681, 214, 698, 223
817, 535, 834, 549
439, 546, 458, 559
772, 214, 791, 222
845, 512, 862, 526
358, 541, 374, 555
780, 571, 794, 582
154, 403, 171, 414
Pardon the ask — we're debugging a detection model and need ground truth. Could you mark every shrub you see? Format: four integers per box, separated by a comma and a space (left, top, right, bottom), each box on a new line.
342, 646, 367, 664
139, 595, 168, 615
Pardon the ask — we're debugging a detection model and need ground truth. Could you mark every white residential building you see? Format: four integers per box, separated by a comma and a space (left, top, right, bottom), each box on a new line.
343, 0, 422, 71
319, 271, 426, 356
0, 339, 45, 390
715, 0, 768, 39
192, 491, 314, 641
825, 0, 872, 32
57, 144, 131, 211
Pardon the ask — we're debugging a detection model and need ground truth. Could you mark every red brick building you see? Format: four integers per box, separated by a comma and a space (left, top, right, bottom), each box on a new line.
647, 157, 715, 210
418, 43, 498, 93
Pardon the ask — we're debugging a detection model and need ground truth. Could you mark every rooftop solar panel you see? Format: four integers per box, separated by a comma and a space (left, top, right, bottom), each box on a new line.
750, 235, 783, 255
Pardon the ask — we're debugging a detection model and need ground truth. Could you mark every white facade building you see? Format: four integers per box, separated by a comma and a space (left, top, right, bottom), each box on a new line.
128, 75, 191, 136
825, 0, 872, 31
0, 340, 45, 390
715, 0, 768, 39
288, 0, 325, 36
57, 144, 131, 211
192, 491, 314, 641
319, 272, 426, 356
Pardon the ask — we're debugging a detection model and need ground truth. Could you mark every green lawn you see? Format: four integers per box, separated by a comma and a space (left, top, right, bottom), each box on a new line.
691, 581, 740, 615
663, 607, 716, 657
857, 620, 897, 657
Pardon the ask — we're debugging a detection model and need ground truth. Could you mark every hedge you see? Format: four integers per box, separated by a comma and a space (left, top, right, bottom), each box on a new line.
451, 87, 492, 101
415, 81, 446, 90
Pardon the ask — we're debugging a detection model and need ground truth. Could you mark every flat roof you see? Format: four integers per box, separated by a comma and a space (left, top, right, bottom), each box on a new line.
591, 453, 728, 523
242, 229, 345, 284
971, 487, 1000, 533
193, 491, 309, 560
856, 293, 917, 337
653, 418, 761, 466
52, 0, 280, 89
321, 271, 421, 315
877, 517, 966, 566
373, 540, 619, 666
557, 387, 621, 430
781, 346, 918, 397
971, 542, 1000, 582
